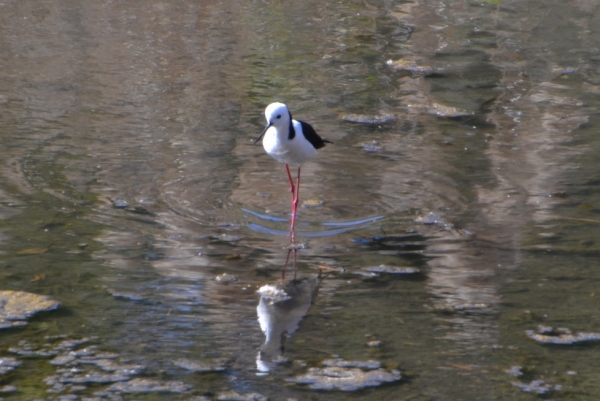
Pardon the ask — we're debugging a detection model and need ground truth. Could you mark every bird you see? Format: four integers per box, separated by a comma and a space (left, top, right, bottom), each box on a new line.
254, 102, 332, 240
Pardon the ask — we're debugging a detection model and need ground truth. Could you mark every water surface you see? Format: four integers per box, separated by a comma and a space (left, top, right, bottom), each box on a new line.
1, 0, 600, 399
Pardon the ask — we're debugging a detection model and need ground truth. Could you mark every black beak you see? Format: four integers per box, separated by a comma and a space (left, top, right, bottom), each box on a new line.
253, 122, 272, 145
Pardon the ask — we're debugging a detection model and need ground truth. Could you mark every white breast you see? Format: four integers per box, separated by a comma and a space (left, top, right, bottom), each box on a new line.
262, 122, 317, 166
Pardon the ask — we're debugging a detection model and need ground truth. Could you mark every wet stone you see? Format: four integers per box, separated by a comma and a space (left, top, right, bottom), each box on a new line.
108, 290, 146, 302
50, 355, 76, 366
301, 199, 324, 208
529, 91, 583, 107
505, 366, 523, 377
215, 273, 238, 283
210, 234, 242, 243
173, 358, 226, 373
216, 390, 268, 401
356, 141, 383, 153
386, 59, 434, 75
322, 358, 381, 369
0, 385, 17, 393
70, 347, 98, 357
61, 371, 131, 384
511, 380, 561, 395
366, 340, 381, 347
287, 366, 401, 391
415, 212, 451, 227
0, 357, 21, 375
54, 338, 94, 351
341, 113, 396, 125
106, 378, 192, 393
110, 197, 129, 208
353, 271, 379, 279
0, 290, 61, 328
364, 265, 420, 275
526, 326, 600, 345
80, 359, 145, 375
57, 395, 78, 401
426, 103, 473, 118
453, 303, 489, 311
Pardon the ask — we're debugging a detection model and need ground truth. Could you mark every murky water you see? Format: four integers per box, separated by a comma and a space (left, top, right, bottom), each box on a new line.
1, 0, 600, 399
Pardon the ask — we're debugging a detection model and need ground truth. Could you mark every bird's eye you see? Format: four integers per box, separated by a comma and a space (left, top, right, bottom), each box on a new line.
276, 115, 281, 119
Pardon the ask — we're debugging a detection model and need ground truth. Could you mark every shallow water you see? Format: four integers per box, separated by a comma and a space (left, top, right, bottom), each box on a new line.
1, 0, 600, 399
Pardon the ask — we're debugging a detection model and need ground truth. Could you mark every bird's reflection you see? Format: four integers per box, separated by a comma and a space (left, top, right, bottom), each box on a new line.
256, 273, 321, 373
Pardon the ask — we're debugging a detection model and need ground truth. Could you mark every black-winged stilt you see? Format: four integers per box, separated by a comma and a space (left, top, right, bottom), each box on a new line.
254, 102, 331, 239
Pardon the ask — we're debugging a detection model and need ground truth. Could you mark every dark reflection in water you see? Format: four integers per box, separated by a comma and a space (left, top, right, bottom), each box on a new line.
0, 0, 599, 399
256, 275, 321, 373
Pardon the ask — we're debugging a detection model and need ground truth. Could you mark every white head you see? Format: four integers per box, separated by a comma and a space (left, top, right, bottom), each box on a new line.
254, 102, 291, 144
264, 102, 291, 128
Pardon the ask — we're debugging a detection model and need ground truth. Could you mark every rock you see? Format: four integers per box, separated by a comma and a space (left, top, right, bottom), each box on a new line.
217, 391, 268, 401
526, 327, 600, 345
322, 358, 381, 369
428, 103, 472, 118
364, 265, 420, 275
215, 273, 238, 283
386, 59, 434, 75
173, 358, 226, 373
341, 113, 396, 125
287, 366, 401, 391
0, 357, 21, 375
107, 378, 192, 393
505, 366, 523, 377
0, 291, 61, 328
511, 379, 560, 395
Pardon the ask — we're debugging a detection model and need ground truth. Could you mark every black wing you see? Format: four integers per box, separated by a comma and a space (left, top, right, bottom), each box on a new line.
299, 120, 332, 150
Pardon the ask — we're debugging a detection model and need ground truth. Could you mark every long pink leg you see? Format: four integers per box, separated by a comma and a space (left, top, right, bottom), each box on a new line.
285, 164, 299, 242
285, 164, 296, 230
291, 167, 301, 232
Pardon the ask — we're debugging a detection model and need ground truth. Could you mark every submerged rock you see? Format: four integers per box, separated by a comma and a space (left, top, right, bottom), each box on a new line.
341, 113, 396, 125
217, 390, 268, 401
429, 103, 472, 118
287, 357, 400, 391
173, 358, 227, 373
511, 379, 561, 395
453, 303, 489, 311
0, 357, 21, 375
0, 290, 61, 328
301, 198, 325, 208
356, 141, 384, 153
364, 265, 420, 275
215, 273, 238, 283
322, 358, 381, 369
415, 212, 444, 225
529, 91, 583, 107
107, 377, 192, 393
526, 326, 600, 345
287, 366, 401, 391
386, 59, 434, 75
210, 234, 242, 243
505, 366, 523, 377
0, 384, 17, 393
408, 103, 472, 118
109, 197, 130, 208
61, 371, 131, 384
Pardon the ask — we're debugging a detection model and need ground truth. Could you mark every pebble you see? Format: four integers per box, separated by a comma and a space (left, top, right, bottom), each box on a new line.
107, 378, 192, 393
341, 113, 396, 125
215, 273, 238, 283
